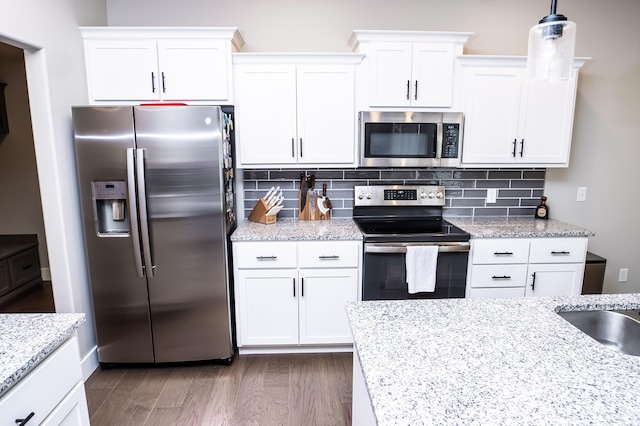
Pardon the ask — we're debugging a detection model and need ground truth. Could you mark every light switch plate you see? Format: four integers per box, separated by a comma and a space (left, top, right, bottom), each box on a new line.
486, 188, 497, 204
619, 268, 629, 282
577, 187, 587, 202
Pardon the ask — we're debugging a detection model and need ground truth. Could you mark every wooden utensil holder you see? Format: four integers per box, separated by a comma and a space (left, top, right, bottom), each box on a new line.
248, 198, 276, 224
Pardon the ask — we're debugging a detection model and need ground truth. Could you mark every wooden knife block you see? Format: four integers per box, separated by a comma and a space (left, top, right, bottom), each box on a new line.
248, 198, 276, 224
298, 189, 330, 221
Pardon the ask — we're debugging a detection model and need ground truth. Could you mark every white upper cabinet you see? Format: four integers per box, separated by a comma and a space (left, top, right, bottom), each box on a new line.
80, 27, 244, 104
459, 56, 587, 167
233, 54, 364, 168
349, 31, 472, 109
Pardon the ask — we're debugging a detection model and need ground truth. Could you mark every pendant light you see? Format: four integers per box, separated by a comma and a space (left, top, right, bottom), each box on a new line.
527, 0, 576, 82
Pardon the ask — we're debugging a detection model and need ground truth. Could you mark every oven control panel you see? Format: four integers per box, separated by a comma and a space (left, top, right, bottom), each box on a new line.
354, 185, 446, 207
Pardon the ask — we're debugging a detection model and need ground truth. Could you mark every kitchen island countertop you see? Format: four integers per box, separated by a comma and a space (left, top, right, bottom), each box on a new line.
0, 313, 85, 397
230, 218, 363, 241
347, 294, 640, 425
447, 216, 595, 238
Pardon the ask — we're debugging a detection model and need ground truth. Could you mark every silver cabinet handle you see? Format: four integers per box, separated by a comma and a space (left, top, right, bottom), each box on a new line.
161, 71, 166, 93
406, 80, 410, 100
494, 252, 514, 256
291, 138, 295, 157
127, 149, 144, 278
551, 251, 570, 255
318, 255, 340, 260
151, 72, 156, 93
256, 256, 277, 261
136, 148, 155, 278
414, 80, 418, 100
299, 138, 303, 158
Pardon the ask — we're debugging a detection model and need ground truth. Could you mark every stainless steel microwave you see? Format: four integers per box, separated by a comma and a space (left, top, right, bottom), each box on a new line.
359, 111, 464, 168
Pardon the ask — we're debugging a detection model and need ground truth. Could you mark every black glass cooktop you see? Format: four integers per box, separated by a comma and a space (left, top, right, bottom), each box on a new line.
354, 218, 470, 243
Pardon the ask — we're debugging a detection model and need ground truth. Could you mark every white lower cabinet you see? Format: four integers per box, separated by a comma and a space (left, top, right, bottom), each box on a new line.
0, 336, 89, 425
467, 237, 588, 299
233, 240, 361, 353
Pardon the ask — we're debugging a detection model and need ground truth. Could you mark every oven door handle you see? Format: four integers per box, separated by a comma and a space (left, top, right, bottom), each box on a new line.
364, 243, 470, 254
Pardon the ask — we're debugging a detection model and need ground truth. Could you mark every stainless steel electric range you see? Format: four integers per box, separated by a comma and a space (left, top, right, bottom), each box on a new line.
353, 185, 470, 300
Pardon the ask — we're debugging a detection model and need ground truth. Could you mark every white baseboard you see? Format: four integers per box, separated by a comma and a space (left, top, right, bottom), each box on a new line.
41, 267, 51, 281
80, 345, 100, 381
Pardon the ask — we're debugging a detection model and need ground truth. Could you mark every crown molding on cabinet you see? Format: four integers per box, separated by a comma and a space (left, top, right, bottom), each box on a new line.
348, 30, 474, 51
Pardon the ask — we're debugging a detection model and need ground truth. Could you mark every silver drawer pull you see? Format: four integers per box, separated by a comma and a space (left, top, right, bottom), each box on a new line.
494, 252, 514, 256
491, 275, 512, 280
551, 251, 570, 255
256, 256, 277, 261
319, 255, 340, 260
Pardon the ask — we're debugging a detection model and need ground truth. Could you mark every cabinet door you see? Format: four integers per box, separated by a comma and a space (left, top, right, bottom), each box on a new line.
0, 259, 10, 296
234, 64, 298, 166
411, 42, 455, 107
298, 269, 358, 345
367, 42, 413, 107
461, 67, 523, 164
41, 382, 90, 426
517, 79, 576, 165
157, 40, 230, 101
236, 269, 298, 346
296, 65, 356, 165
525, 263, 585, 297
84, 40, 160, 102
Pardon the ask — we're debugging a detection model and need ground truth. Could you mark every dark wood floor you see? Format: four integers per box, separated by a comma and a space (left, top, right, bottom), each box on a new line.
85, 352, 353, 426
0, 281, 56, 313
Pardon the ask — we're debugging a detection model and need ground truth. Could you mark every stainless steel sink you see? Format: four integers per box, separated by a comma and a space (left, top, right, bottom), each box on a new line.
558, 309, 640, 356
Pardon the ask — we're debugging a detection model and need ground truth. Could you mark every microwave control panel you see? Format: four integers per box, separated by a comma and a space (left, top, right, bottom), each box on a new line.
441, 123, 460, 159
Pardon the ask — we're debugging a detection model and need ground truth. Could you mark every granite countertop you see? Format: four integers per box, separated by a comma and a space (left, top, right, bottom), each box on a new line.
447, 216, 595, 238
230, 218, 363, 241
0, 313, 85, 398
347, 294, 640, 425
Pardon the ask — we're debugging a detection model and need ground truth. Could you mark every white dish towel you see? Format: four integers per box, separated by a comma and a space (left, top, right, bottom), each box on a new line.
405, 246, 439, 294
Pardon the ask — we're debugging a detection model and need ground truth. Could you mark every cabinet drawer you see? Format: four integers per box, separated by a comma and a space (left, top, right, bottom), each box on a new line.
8, 248, 40, 288
234, 242, 297, 269
472, 239, 530, 264
469, 287, 526, 299
0, 336, 83, 426
0, 259, 10, 296
470, 264, 528, 288
528, 238, 587, 264
297, 241, 361, 268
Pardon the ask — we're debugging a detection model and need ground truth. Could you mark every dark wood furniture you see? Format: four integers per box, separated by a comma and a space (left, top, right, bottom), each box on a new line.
0, 234, 42, 306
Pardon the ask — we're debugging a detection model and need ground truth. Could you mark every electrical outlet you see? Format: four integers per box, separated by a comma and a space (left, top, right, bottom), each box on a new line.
486, 188, 497, 204
619, 268, 629, 282
577, 187, 587, 202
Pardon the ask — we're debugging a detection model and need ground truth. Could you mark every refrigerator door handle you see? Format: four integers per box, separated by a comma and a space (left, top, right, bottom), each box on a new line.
136, 148, 156, 278
126, 148, 144, 278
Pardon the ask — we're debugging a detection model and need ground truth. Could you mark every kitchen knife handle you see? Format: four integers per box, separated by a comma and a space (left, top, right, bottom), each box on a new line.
512, 139, 517, 157
151, 72, 156, 93
414, 80, 418, 100
519, 139, 524, 157
126, 148, 144, 278
406, 80, 410, 100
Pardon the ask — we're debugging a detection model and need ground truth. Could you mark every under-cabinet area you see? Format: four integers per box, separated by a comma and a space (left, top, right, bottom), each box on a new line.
0, 235, 42, 307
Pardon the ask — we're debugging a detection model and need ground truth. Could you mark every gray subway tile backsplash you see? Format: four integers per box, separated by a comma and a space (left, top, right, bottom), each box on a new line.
242, 168, 545, 219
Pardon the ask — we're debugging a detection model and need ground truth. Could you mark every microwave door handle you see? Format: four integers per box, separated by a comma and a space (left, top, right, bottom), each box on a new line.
436, 122, 443, 161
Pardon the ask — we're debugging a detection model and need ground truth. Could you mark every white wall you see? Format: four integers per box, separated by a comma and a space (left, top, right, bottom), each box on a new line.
0, 51, 49, 271
107, 0, 640, 294
0, 0, 107, 376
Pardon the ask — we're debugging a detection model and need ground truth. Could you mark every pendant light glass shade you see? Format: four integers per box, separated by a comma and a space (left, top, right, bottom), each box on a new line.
527, 20, 576, 82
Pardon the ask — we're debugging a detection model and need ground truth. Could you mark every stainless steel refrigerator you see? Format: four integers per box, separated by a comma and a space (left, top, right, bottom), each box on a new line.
73, 105, 236, 364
